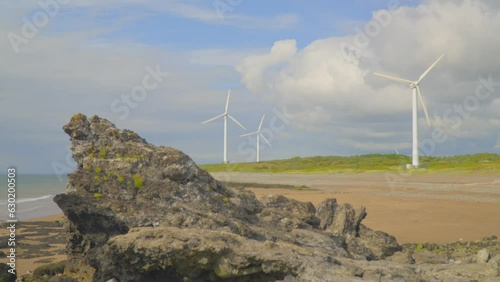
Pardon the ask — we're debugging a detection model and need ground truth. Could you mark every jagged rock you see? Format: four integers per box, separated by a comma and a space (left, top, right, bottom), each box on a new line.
53, 114, 499, 282
478, 248, 491, 263
412, 249, 449, 264
316, 199, 365, 236
316, 198, 399, 260
33, 260, 67, 277
385, 250, 415, 265
354, 224, 401, 259
0, 263, 16, 282
259, 194, 320, 230
488, 255, 500, 276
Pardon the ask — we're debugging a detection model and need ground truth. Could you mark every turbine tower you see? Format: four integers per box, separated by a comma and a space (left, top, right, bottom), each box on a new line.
240, 114, 272, 162
374, 54, 444, 168
202, 89, 246, 164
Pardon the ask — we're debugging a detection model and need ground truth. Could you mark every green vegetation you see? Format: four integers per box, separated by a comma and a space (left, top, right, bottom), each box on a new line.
93, 176, 100, 181
117, 176, 125, 182
95, 167, 102, 174
98, 145, 109, 159
133, 174, 145, 189
415, 243, 424, 251
200, 153, 500, 174
94, 193, 103, 199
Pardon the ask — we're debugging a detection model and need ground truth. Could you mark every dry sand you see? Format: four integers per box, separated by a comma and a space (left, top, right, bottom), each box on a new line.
212, 172, 500, 243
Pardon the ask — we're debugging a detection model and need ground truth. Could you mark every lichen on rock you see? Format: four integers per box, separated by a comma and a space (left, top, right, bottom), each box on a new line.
53, 114, 500, 282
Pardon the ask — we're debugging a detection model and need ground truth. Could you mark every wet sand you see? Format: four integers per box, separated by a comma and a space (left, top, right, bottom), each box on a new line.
0, 214, 66, 276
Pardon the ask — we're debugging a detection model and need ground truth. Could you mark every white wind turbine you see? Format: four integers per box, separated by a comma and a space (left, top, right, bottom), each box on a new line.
202, 89, 246, 164
374, 54, 444, 168
240, 114, 271, 162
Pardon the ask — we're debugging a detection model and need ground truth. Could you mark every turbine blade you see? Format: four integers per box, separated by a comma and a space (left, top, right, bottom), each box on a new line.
258, 114, 266, 131
417, 53, 444, 84
228, 115, 246, 130
416, 86, 431, 126
259, 133, 272, 147
225, 89, 231, 113
373, 72, 414, 85
201, 113, 225, 124
240, 131, 258, 137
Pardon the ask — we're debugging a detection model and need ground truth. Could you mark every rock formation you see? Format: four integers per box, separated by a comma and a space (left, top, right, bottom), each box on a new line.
54, 114, 500, 282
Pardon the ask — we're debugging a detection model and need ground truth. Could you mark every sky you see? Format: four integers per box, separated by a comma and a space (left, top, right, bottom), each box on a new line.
1, 0, 500, 174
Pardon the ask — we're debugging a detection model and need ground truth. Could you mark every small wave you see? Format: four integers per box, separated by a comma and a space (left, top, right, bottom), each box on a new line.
17, 206, 42, 213
0, 194, 53, 206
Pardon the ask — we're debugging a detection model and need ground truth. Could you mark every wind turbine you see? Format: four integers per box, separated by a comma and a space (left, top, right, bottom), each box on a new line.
202, 89, 246, 164
240, 114, 272, 162
374, 54, 444, 168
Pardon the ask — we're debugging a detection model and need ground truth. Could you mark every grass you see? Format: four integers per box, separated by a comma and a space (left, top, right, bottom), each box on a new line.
200, 153, 500, 174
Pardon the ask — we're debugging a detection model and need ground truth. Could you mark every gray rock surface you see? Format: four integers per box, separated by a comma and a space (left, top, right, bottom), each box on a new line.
478, 248, 491, 263
53, 114, 500, 282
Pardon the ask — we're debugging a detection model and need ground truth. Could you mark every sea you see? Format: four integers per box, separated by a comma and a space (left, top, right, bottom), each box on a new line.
0, 174, 68, 220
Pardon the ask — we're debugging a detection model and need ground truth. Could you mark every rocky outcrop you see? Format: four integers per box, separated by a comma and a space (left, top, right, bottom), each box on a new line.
54, 114, 500, 282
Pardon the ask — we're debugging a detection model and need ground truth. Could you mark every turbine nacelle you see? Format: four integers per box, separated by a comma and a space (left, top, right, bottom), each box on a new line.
373, 53, 445, 167
202, 89, 246, 163
240, 114, 271, 162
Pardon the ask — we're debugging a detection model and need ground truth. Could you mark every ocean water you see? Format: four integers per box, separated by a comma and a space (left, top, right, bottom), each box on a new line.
0, 174, 67, 220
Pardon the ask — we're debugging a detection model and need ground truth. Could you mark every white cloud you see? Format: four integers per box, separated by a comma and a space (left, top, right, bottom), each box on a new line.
236, 0, 500, 154
237, 39, 298, 91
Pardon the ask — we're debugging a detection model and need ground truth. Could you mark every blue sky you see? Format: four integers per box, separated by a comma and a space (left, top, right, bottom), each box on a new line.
2, 0, 500, 174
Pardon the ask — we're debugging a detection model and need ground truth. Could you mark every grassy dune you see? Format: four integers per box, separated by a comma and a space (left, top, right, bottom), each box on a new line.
200, 153, 500, 174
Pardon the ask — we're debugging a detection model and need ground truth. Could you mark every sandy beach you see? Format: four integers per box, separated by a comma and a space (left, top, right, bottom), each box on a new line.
0, 214, 66, 276
2, 171, 500, 275
213, 172, 500, 243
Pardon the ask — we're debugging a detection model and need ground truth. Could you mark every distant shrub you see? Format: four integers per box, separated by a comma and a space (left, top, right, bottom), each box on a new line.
94, 193, 102, 199
95, 167, 102, 174
117, 176, 125, 182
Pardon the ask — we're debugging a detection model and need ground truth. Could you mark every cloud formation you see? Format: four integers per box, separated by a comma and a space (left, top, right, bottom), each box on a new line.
237, 0, 500, 153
